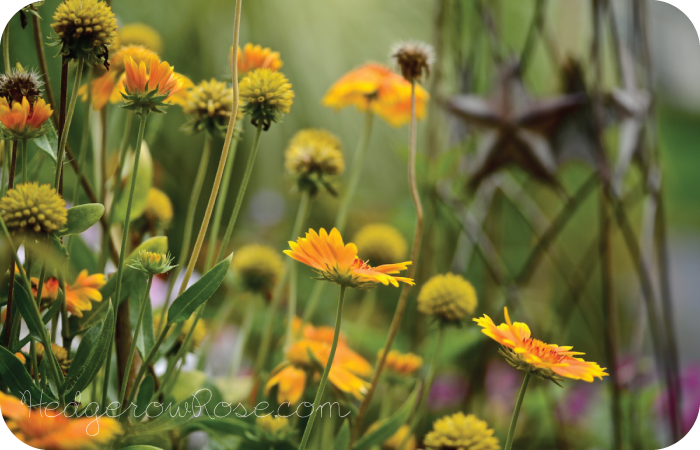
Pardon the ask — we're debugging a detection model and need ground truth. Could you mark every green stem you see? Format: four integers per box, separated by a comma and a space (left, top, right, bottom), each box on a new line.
505, 370, 531, 450
204, 122, 243, 271
125, 322, 171, 409
2, 25, 9, 72
298, 285, 346, 450
53, 58, 84, 189
286, 190, 311, 346
228, 295, 256, 376
119, 275, 153, 414
216, 123, 264, 263
21, 139, 27, 183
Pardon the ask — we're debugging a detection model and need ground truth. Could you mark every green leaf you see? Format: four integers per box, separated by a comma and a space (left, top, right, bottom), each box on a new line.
167, 254, 232, 325
13, 284, 47, 344
129, 278, 154, 357
58, 204, 105, 237
181, 417, 254, 437
129, 397, 198, 437
63, 299, 115, 400
119, 446, 163, 450
111, 142, 153, 224
134, 375, 155, 418
333, 420, 351, 450
33, 120, 58, 160
353, 385, 419, 450
13, 298, 66, 352
0, 344, 48, 401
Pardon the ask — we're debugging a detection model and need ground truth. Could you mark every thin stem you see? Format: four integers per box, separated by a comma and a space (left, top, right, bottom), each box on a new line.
32, 14, 57, 117
112, 112, 134, 200
297, 285, 346, 450
216, 123, 264, 263
355, 80, 423, 439
286, 190, 311, 346
505, 370, 531, 450
8, 140, 17, 188
21, 139, 27, 183
119, 275, 154, 414
125, 323, 171, 409
2, 24, 9, 72
53, 58, 84, 189
228, 296, 256, 376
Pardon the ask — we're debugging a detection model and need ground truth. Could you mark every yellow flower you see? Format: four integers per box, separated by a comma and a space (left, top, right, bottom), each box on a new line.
182, 78, 234, 136
365, 423, 416, 450
285, 128, 345, 194
1, 392, 123, 449
0, 182, 67, 235
322, 63, 429, 127
122, 55, 190, 114
475, 307, 609, 384
392, 41, 435, 82
143, 187, 173, 228
0, 97, 53, 140
232, 244, 283, 295
64, 270, 107, 318
239, 68, 294, 130
254, 414, 295, 442
116, 22, 163, 53
379, 349, 423, 377
424, 412, 500, 450
353, 223, 408, 267
0, 68, 44, 105
284, 227, 413, 289
36, 343, 72, 376
235, 43, 283, 75
51, 0, 117, 67
417, 273, 477, 325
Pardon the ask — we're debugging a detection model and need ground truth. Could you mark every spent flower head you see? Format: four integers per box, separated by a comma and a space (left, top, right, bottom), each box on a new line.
129, 250, 176, 275
36, 343, 72, 376
424, 412, 500, 450
417, 273, 477, 326
392, 41, 435, 82
50, 0, 118, 67
0, 97, 53, 140
182, 78, 235, 136
239, 68, 294, 130
0, 182, 67, 236
232, 244, 283, 296
0, 67, 44, 105
285, 128, 344, 195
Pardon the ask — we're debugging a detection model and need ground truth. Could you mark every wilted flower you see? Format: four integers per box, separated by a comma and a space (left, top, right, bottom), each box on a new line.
239, 68, 294, 130
50, 0, 118, 67
417, 273, 477, 325
121, 55, 188, 114
284, 128, 344, 194
143, 187, 173, 229
284, 227, 413, 289
353, 223, 408, 267
182, 78, 234, 136
392, 41, 435, 82
0, 182, 67, 236
475, 307, 609, 384
0, 97, 53, 140
116, 22, 163, 53
424, 412, 500, 450
129, 250, 176, 275
231, 244, 283, 296
235, 43, 283, 75
0, 68, 44, 105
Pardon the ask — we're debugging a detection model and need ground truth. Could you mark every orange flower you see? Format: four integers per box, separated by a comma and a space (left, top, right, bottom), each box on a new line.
265, 339, 370, 404
0, 392, 123, 450
322, 63, 428, 127
124, 55, 180, 98
64, 270, 107, 318
284, 227, 413, 289
236, 43, 283, 74
379, 349, 423, 377
474, 307, 608, 383
0, 97, 53, 137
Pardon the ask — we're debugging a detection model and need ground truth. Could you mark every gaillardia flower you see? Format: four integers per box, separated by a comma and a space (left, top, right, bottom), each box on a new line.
36, 343, 72, 376
50, 0, 118, 67
418, 273, 477, 325
284, 128, 345, 194
392, 41, 435, 82
284, 228, 413, 289
353, 223, 408, 267
232, 244, 284, 296
365, 423, 416, 450
424, 412, 500, 450
475, 307, 609, 384
322, 63, 429, 127
121, 55, 188, 114
379, 349, 423, 377
0, 68, 44, 105
235, 43, 283, 75
0, 182, 66, 236
182, 78, 234, 136
0, 392, 123, 449
239, 68, 294, 130
116, 22, 163, 53
64, 270, 107, 317
129, 250, 175, 275
0, 97, 53, 140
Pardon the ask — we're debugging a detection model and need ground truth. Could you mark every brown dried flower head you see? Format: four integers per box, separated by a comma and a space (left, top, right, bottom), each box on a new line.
392, 41, 435, 82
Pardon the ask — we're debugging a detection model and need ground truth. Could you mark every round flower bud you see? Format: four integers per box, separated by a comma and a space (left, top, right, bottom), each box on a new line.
50, 0, 118, 67
36, 343, 72, 376
239, 68, 294, 130
232, 244, 283, 295
424, 412, 500, 450
353, 223, 408, 267
417, 273, 477, 325
0, 68, 44, 105
285, 129, 344, 195
392, 41, 435, 82
0, 182, 67, 236
116, 23, 163, 54
143, 187, 173, 229
182, 78, 234, 136
129, 250, 175, 275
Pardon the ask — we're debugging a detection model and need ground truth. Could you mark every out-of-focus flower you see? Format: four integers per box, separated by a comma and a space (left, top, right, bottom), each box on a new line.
239, 68, 294, 130
475, 307, 608, 384
50, 0, 117, 67
252, 414, 295, 444
265, 338, 370, 404
182, 78, 234, 136
0, 391, 123, 449
392, 41, 435, 82
427, 372, 469, 411
232, 244, 283, 296
284, 227, 413, 289
121, 55, 189, 114
116, 23, 163, 53
36, 343, 71, 375
64, 270, 107, 317
353, 223, 408, 267
423, 412, 500, 450
322, 63, 428, 127
235, 43, 283, 75
417, 273, 477, 326
0, 182, 66, 236
129, 250, 175, 275
0, 68, 44, 105
657, 364, 700, 434
143, 187, 173, 229
14, 352, 26, 365
379, 349, 423, 377
154, 314, 207, 354
0, 97, 53, 140
285, 128, 344, 195
365, 423, 416, 450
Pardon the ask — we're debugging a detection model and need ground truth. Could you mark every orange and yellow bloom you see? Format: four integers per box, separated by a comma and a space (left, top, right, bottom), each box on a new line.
120, 54, 192, 113
379, 349, 423, 377
0, 97, 53, 139
284, 227, 413, 289
322, 63, 428, 127
235, 43, 283, 75
474, 307, 608, 383
64, 270, 107, 318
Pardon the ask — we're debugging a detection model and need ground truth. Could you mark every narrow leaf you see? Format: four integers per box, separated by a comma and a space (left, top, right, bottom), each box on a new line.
353, 385, 419, 450
0, 345, 48, 401
333, 420, 351, 450
58, 204, 105, 236
134, 375, 155, 418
